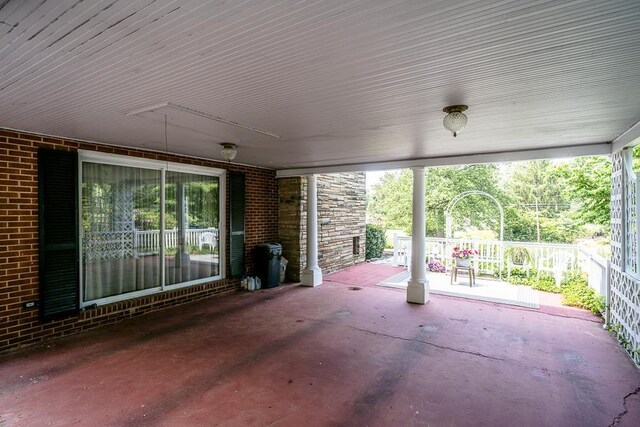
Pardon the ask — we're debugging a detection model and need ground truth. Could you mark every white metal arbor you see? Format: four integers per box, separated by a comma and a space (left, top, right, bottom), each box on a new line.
445, 190, 505, 277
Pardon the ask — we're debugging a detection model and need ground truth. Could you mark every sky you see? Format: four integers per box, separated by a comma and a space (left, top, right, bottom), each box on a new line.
365, 171, 386, 191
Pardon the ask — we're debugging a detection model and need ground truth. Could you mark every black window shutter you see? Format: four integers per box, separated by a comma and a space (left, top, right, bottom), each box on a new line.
38, 148, 79, 320
229, 172, 245, 278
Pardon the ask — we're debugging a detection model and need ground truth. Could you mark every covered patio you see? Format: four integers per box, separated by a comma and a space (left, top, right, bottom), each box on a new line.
2, 1, 640, 425
1, 265, 638, 426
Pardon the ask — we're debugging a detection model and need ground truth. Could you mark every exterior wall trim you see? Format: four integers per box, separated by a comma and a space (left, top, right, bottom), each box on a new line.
612, 119, 640, 153
276, 143, 612, 177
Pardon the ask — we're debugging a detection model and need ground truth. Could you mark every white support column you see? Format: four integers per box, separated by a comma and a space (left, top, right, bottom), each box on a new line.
407, 167, 429, 304
302, 174, 323, 287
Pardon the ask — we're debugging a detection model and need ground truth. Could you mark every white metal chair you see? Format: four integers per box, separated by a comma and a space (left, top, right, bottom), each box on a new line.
537, 252, 574, 286
399, 238, 412, 268
198, 231, 217, 251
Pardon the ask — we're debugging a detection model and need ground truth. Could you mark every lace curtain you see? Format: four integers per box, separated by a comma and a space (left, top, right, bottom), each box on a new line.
82, 162, 161, 301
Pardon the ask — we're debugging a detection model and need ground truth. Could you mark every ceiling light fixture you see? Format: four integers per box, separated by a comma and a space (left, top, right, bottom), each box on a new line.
442, 105, 468, 137
220, 143, 237, 162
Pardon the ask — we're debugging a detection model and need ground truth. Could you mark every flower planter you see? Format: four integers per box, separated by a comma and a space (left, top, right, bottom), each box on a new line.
451, 247, 478, 267
455, 258, 471, 268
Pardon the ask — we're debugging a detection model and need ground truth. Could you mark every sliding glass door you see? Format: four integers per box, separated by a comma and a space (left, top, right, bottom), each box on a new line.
82, 162, 161, 301
165, 171, 220, 285
79, 152, 224, 306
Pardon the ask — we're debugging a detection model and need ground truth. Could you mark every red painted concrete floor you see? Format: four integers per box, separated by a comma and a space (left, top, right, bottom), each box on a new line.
1, 265, 639, 426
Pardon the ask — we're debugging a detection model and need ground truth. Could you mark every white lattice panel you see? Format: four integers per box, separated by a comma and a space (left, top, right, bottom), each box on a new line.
610, 267, 640, 365
610, 150, 640, 365
611, 153, 624, 268
624, 152, 639, 276
83, 231, 135, 262
83, 182, 136, 261
113, 183, 135, 233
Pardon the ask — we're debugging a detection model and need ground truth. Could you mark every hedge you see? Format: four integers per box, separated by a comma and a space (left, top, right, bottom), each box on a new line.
365, 224, 386, 260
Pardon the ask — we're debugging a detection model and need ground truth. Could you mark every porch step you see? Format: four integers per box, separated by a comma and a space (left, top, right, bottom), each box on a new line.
515, 285, 540, 309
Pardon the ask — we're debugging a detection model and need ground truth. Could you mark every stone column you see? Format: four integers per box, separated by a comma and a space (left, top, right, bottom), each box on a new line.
407, 167, 429, 304
301, 174, 322, 286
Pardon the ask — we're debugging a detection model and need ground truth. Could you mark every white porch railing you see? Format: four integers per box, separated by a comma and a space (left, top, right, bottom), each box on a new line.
394, 236, 580, 272
577, 246, 610, 299
84, 228, 218, 260
392, 235, 607, 296
134, 227, 218, 255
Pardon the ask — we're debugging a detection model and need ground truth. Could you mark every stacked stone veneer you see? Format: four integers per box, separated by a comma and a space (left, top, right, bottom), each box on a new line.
279, 178, 306, 280
609, 149, 640, 365
279, 173, 366, 280
0, 128, 277, 353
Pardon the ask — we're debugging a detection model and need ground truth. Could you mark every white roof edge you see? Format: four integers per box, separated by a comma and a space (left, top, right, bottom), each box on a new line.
612, 119, 640, 153
276, 142, 612, 177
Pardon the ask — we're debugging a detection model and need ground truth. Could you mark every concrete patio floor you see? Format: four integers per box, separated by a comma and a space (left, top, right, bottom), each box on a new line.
379, 269, 540, 309
1, 264, 639, 426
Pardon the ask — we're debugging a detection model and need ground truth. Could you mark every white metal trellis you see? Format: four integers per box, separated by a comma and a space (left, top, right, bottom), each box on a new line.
445, 190, 505, 277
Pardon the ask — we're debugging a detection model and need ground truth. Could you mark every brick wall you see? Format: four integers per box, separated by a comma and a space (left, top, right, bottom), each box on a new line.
279, 173, 366, 280
0, 128, 277, 353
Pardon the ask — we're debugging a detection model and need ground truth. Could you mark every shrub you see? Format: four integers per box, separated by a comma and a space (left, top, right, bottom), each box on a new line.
365, 224, 386, 260
504, 275, 528, 285
506, 275, 561, 293
505, 271, 605, 315
560, 273, 605, 315
532, 276, 562, 293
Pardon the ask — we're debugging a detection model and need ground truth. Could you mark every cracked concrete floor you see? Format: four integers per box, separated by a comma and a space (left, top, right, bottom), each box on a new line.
1, 266, 639, 426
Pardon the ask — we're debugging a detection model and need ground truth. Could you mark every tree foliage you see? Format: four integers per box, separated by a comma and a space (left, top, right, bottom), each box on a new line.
427, 165, 504, 238
557, 157, 611, 227
505, 160, 570, 242
367, 155, 622, 244
368, 171, 413, 233
368, 165, 504, 238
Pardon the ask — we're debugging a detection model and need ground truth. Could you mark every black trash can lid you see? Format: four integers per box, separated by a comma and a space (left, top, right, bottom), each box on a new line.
256, 243, 282, 249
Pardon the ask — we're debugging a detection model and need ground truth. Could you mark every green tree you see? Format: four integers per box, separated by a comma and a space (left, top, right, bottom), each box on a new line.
368, 170, 413, 232
557, 149, 640, 231
368, 165, 504, 238
557, 156, 611, 227
427, 165, 504, 238
368, 153, 639, 245
504, 160, 568, 242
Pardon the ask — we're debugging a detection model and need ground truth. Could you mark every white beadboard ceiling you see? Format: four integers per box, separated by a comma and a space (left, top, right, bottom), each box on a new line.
1, 0, 639, 171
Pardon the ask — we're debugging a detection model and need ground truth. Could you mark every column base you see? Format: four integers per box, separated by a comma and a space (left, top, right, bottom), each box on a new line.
407, 279, 429, 304
301, 267, 323, 287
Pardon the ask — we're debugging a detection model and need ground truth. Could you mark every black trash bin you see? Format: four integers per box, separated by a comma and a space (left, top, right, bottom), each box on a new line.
254, 243, 282, 288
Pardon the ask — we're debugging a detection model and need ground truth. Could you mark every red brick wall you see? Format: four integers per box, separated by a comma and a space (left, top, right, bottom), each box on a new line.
0, 128, 277, 353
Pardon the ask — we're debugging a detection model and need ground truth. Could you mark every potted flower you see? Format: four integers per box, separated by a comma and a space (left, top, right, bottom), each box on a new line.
427, 257, 446, 273
504, 246, 532, 277
452, 246, 478, 268
504, 246, 532, 267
